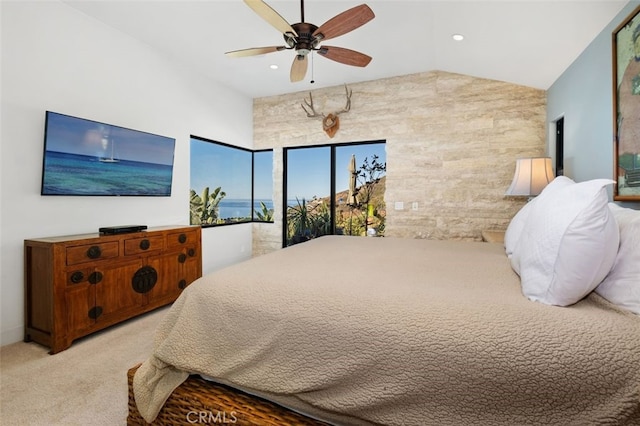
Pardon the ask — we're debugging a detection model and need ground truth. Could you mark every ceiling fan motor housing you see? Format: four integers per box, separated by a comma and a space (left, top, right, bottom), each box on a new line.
286, 22, 320, 56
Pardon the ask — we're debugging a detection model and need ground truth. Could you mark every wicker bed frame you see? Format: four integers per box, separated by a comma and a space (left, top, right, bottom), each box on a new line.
127, 364, 330, 425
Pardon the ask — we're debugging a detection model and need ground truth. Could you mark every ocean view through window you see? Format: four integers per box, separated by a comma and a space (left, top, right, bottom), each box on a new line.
190, 136, 273, 226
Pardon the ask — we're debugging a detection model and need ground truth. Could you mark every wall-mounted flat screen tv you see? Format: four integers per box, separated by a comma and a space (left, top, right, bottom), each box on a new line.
41, 111, 176, 196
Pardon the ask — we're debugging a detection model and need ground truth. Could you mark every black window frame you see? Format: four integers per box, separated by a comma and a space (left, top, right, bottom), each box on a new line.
283, 139, 386, 247
189, 135, 273, 228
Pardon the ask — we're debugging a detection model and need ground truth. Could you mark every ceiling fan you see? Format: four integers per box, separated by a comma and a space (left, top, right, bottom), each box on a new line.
225, 0, 375, 83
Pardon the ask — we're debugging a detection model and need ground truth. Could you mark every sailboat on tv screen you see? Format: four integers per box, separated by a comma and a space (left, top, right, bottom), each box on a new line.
100, 137, 119, 163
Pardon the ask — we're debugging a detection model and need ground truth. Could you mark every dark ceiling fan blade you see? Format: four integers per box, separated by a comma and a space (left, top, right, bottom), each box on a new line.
312, 4, 374, 41
317, 46, 372, 67
244, 0, 297, 36
290, 55, 308, 82
225, 46, 286, 57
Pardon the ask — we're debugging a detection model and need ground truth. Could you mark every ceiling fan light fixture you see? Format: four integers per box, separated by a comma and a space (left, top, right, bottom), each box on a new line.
284, 33, 296, 48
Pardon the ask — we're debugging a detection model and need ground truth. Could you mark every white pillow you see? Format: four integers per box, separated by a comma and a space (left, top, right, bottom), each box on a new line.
595, 204, 640, 314
516, 179, 618, 306
504, 198, 534, 261
505, 176, 574, 274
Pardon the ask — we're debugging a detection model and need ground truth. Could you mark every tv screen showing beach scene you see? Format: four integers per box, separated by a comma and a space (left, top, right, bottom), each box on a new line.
41, 111, 176, 196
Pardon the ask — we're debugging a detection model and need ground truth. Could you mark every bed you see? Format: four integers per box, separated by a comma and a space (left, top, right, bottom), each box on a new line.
130, 179, 640, 426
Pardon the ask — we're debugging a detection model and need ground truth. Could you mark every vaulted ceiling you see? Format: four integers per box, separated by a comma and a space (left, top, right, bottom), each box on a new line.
62, 0, 628, 98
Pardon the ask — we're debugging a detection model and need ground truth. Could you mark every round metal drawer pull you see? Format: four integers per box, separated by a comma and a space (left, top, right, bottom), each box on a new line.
86, 246, 102, 259
88, 306, 103, 320
132, 266, 158, 294
88, 271, 103, 284
178, 233, 187, 244
70, 271, 84, 284
178, 279, 187, 290
139, 239, 150, 250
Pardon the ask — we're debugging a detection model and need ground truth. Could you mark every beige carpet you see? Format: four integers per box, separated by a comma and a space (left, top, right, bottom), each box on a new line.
0, 306, 169, 425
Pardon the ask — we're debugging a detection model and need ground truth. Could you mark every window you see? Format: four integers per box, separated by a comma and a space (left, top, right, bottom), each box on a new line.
253, 150, 274, 222
335, 143, 386, 237
189, 136, 273, 226
285, 146, 331, 245
284, 141, 386, 246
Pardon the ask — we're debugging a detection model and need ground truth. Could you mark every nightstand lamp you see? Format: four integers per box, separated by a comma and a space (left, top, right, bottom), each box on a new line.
505, 157, 554, 199
490, 157, 554, 243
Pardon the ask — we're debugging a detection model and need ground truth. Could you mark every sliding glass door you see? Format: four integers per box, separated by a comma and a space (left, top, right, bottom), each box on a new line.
284, 141, 386, 247
335, 143, 386, 237
284, 146, 331, 246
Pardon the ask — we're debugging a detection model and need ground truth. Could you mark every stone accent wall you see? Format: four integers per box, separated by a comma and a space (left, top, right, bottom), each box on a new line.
252, 70, 546, 255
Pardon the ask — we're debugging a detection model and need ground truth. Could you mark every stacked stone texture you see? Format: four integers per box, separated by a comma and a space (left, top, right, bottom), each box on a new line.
252, 71, 546, 255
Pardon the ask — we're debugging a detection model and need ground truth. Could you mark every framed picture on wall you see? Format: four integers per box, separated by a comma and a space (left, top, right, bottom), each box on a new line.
613, 5, 640, 201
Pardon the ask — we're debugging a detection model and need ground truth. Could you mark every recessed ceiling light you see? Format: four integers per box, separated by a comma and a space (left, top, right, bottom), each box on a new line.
452, 34, 464, 41
270, 64, 278, 70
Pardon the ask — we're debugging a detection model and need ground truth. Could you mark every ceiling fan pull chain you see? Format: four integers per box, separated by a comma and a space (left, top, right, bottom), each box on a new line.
310, 51, 315, 84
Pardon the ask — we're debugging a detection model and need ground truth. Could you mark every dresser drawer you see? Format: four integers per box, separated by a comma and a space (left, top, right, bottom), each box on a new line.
124, 235, 164, 256
66, 242, 119, 266
166, 229, 199, 249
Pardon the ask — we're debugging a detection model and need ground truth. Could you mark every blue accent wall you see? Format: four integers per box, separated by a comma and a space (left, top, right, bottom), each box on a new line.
547, 1, 639, 207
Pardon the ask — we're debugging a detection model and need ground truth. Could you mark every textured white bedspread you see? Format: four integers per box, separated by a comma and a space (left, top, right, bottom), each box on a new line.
134, 236, 640, 425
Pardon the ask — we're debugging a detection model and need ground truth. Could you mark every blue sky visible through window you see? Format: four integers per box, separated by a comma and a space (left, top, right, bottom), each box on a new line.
335, 143, 386, 193
287, 147, 330, 201
190, 139, 252, 199
190, 138, 385, 222
253, 151, 273, 200
287, 143, 386, 201
190, 138, 275, 222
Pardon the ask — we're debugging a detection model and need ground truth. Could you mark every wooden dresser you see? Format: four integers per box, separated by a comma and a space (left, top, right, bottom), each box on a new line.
24, 225, 202, 354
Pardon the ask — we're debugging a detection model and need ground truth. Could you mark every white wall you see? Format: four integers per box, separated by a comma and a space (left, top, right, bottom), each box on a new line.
0, 1, 253, 346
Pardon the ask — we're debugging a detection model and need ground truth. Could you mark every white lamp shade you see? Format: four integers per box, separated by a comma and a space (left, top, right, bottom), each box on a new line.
505, 157, 554, 196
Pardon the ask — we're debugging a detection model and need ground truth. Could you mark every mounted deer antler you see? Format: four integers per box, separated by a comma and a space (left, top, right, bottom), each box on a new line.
301, 84, 352, 138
